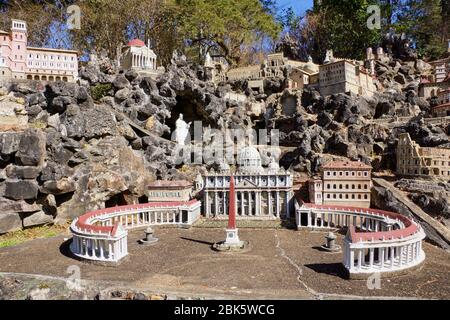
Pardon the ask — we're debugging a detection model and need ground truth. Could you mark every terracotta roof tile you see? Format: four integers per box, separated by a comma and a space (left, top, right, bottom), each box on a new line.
127, 39, 145, 47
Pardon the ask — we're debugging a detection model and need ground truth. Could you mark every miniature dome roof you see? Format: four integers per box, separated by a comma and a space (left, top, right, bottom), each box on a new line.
128, 39, 146, 47
237, 146, 262, 173
304, 56, 319, 74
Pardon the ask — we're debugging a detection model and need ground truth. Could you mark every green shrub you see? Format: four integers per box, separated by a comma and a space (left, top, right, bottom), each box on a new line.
90, 83, 112, 101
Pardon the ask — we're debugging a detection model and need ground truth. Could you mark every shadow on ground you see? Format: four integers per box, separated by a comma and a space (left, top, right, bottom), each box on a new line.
305, 263, 349, 280
180, 237, 214, 246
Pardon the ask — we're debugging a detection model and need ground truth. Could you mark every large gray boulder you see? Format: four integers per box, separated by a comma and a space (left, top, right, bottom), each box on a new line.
16, 129, 46, 166
0, 213, 21, 234
5, 165, 41, 180
4, 180, 39, 200
22, 211, 53, 228
0, 132, 22, 156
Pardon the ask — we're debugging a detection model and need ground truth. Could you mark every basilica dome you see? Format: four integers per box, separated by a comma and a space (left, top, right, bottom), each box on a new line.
237, 146, 263, 173
304, 61, 319, 74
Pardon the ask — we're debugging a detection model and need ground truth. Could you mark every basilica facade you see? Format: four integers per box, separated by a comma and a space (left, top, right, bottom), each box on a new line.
202, 146, 294, 219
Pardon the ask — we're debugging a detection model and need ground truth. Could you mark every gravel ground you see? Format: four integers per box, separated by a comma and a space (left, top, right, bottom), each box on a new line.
0, 227, 449, 299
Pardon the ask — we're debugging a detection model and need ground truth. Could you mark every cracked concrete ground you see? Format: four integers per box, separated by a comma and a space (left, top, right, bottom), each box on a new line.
0, 227, 449, 299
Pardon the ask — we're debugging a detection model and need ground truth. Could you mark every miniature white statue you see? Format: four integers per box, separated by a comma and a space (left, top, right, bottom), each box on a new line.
174, 113, 191, 145
324, 49, 334, 64
205, 52, 213, 67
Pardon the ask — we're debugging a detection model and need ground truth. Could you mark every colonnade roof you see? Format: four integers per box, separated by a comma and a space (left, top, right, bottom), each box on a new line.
301, 203, 419, 243
75, 200, 200, 236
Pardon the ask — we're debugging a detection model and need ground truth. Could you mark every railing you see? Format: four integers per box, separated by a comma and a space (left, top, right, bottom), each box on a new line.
70, 200, 201, 263
295, 203, 426, 277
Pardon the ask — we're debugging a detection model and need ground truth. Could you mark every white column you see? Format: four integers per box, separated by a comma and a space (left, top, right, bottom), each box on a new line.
123, 237, 128, 255
108, 242, 112, 260
358, 249, 363, 270
249, 192, 253, 216
380, 247, 385, 268
268, 192, 272, 216
215, 192, 218, 216
204, 191, 209, 217
223, 191, 227, 216
99, 240, 104, 259
349, 250, 355, 270
307, 211, 311, 227
369, 248, 374, 268
276, 192, 280, 218
399, 246, 403, 267
285, 192, 290, 218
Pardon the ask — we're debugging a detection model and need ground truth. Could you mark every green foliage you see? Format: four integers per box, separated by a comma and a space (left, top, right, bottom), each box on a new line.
175, 0, 281, 66
393, 0, 447, 60
90, 83, 113, 102
319, 0, 381, 61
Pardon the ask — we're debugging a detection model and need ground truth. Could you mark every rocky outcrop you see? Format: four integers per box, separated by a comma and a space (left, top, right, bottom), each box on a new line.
0, 95, 28, 132
372, 178, 450, 250
0, 46, 448, 235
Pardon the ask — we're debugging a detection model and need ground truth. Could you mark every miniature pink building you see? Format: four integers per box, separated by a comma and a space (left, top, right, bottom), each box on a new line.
0, 19, 78, 82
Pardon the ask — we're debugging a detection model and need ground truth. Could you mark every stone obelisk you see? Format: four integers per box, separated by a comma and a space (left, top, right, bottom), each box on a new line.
224, 174, 241, 246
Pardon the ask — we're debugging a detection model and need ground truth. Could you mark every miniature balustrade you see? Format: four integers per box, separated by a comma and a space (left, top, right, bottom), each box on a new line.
295, 203, 426, 277
70, 201, 201, 263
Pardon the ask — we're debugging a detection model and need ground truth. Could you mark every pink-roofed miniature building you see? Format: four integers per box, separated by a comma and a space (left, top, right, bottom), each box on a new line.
0, 19, 78, 82
118, 38, 160, 78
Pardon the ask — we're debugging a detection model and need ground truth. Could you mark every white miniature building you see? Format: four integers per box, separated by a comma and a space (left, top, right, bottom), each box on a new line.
202, 146, 293, 219
70, 200, 201, 263
295, 203, 426, 278
119, 39, 160, 77
319, 50, 376, 97
147, 180, 193, 202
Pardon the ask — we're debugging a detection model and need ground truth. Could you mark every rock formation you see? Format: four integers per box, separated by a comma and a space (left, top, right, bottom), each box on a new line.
0, 48, 448, 244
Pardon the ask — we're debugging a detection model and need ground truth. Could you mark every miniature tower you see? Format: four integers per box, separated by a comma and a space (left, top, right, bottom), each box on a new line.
224, 174, 241, 246
10, 19, 27, 79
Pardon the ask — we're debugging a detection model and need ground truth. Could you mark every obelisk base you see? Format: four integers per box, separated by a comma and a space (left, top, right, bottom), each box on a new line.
224, 228, 242, 246
212, 228, 250, 253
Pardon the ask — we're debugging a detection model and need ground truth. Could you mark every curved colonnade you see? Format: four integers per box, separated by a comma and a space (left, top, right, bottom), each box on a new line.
70, 200, 201, 263
296, 203, 426, 278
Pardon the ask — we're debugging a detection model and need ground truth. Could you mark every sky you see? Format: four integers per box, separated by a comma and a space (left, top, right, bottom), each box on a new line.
276, 0, 314, 15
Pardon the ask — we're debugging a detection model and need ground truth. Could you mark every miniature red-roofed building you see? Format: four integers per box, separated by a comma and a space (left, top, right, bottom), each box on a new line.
127, 39, 145, 47
309, 160, 372, 208
118, 38, 161, 78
